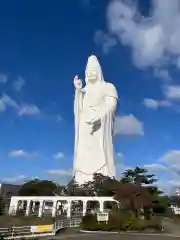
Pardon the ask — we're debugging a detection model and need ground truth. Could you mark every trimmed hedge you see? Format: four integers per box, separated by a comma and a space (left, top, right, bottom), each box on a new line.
81, 212, 162, 232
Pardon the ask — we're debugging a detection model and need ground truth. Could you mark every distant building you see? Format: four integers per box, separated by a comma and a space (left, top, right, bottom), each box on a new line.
176, 188, 180, 196
0, 183, 21, 204
170, 205, 180, 215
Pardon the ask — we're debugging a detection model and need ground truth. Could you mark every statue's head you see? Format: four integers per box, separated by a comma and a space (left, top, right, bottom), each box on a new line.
85, 55, 104, 84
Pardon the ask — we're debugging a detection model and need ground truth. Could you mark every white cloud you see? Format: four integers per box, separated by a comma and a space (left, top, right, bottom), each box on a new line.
46, 169, 72, 176
115, 150, 180, 193
116, 162, 132, 179
0, 93, 61, 121
159, 150, 180, 165
115, 114, 144, 136
8, 150, 30, 157
0, 93, 40, 117
13, 76, 25, 91
0, 100, 6, 112
143, 162, 177, 193
18, 104, 40, 116
144, 150, 180, 193
0, 74, 8, 83
115, 152, 129, 178
0, 94, 19, 111
97, 0, 180, 71
154, 68, 172, 83
2, 175, 26, 183
155, 179, 179, 194
166, 180, 180, 187
142, 98, 172, 109
94, 30, 118, 54
8, 150, 41, 159
116, 152, 123, 158
164, 85, 180, 101
144, 163, 168, 171
53, 152, 65, 160
95, 0, 180, 109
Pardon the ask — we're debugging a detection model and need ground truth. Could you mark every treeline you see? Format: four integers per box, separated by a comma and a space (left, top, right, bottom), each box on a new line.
0, 167, 179, 216
17, 167, 173, 215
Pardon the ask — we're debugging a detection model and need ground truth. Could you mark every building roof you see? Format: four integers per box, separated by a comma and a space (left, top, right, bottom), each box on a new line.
0, 183, 22, 197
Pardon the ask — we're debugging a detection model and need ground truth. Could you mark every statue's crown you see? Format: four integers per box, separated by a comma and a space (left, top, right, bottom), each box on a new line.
87, 55, 100, 70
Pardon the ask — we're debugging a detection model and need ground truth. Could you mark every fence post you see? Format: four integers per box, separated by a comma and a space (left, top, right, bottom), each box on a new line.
54, 221, 56, 234
11, 226, 14, 239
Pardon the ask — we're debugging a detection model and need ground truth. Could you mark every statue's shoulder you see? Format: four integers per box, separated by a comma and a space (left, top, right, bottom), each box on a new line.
104, 82, 117, 90
104, 82, 118, 99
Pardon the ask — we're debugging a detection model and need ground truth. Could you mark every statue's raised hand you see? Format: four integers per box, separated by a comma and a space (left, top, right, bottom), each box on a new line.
74, 75, 82, 90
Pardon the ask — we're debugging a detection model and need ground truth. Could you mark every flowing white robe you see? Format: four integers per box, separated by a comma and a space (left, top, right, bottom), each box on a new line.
73, 81, 118, 184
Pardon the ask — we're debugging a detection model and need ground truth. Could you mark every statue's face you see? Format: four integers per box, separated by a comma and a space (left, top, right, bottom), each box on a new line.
86, 68, 98, 82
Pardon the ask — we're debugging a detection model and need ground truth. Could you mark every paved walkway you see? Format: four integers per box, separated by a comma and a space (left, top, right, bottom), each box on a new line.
163, 218, 180, 235
46, 217, 180, 240
47, 233, 180, 240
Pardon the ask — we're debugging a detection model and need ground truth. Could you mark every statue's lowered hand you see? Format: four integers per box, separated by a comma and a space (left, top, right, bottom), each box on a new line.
74, 75, 82, 90
86, 116, 101, 125
86, 117, 101, 135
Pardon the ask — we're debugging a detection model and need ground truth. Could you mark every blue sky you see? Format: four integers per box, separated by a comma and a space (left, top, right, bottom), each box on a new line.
1, 0, 180, 193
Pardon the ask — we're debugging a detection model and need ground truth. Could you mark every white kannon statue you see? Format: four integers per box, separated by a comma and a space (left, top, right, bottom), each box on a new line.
73, 55, 118, 184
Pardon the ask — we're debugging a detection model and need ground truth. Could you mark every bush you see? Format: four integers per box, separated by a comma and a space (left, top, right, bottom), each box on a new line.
121, 214, 139, 231
81, 213, 113, 231
122, 215, 162, 232
81, 214, 96, 224
81, 211, 131, 231
109, 210, 131, 231
81, 212, 162, 232
0, 199, 5, 216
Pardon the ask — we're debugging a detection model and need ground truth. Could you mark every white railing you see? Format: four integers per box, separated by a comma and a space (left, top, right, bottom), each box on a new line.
54, 218, 82, 231
0, 218, 82, 239
0, 225, 54, 239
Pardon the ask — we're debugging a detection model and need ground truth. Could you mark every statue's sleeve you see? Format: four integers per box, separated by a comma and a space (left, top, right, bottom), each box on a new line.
73, 89, 83, 175
105, 83, 118, 99
90, 83, 118, 124
104, 83, 118, 114
74, 89, 83, 115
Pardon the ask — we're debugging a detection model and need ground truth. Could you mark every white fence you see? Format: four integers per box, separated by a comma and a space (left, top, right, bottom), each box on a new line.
54, 218, 82, 231
0, 218, 82, 239
0, 225, 55, 239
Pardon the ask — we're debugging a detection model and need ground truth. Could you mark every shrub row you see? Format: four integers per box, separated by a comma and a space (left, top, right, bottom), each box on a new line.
81, 211, 162, 232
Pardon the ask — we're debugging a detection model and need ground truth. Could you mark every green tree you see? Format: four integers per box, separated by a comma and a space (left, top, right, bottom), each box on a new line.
115, 182, 153, 218
64, 173, 118, 196
152, 195, 170, 214
121, 167, 157, 185
66, 179, 84, 196
146, 186, 163, 196
81, 173, 119, 197
118, 167, 169, 217
19, 179, 58, 196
